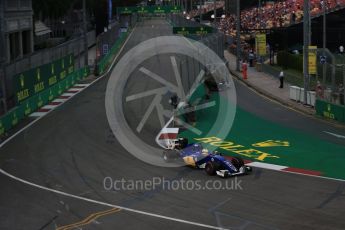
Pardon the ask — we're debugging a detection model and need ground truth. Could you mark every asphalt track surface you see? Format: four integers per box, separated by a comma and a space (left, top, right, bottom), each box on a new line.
0, 19, 345, 230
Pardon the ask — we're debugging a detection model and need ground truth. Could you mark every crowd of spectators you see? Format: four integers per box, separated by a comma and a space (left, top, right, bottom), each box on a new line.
218, 0, 345, 36
185, 0, 345, 62
216, 0, 345, 60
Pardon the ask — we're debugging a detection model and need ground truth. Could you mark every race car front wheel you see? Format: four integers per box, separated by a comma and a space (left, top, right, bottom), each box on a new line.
231, 157, 244, 170
205, 161, 219, 176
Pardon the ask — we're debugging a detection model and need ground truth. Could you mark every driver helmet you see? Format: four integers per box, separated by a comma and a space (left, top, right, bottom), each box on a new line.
202, 148, 209, 156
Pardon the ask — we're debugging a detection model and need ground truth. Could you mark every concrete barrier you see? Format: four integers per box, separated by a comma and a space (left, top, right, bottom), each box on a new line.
289, 86, 316, 106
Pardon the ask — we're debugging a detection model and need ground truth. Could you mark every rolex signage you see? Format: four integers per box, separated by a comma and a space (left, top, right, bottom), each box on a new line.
118, 6, 182, 14
13, 54, 74, 104
173, 26, 213, 35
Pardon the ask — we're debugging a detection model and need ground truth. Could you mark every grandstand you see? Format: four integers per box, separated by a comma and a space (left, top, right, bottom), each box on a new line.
215, 0, 345, 54
219, 0, 345, 32
186, 1, 345, 44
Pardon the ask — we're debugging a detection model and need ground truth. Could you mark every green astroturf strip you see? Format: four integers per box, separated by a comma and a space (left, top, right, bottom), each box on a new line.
179, 89, 345, 180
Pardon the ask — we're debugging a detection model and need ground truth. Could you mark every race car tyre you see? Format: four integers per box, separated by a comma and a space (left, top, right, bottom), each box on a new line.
231, 157, 244, 170
163, 150, 180, 162
205, 161, 220, 176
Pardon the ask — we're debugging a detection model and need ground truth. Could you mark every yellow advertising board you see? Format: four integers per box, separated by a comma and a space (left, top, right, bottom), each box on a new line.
308, 46, 317, 75
256, 34, 266, 56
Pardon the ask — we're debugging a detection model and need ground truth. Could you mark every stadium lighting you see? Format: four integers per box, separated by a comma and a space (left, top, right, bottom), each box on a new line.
183, 11, 186, 14
211, 14, 226, 20
186, 16, 191, 20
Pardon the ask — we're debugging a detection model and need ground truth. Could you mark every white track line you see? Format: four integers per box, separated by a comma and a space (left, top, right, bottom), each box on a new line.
246, 162, 287, 171
324, 131, 345, 139
0, 168, 226, 230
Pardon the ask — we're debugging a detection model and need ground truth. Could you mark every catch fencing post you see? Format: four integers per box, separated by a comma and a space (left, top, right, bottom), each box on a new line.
0, 64, 7, 112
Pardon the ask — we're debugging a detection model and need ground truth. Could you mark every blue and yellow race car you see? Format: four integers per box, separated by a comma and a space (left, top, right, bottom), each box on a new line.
163, 138, 252, 177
